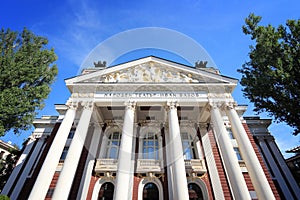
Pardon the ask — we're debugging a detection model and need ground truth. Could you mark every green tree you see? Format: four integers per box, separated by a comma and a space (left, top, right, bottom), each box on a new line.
0, 147, 20, 192
0, 28, 58, 136
238, 13, 300, 135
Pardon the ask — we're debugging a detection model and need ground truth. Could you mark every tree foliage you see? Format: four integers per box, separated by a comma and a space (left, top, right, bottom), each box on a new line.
238, 13, 300, 135
0, 147, 20, 193
0, 28, 58, 136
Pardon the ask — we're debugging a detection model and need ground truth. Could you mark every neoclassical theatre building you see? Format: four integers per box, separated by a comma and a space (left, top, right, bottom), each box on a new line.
2, 56, 299, 200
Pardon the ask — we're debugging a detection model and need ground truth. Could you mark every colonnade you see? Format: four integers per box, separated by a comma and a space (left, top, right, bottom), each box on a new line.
26, 100, 275, 200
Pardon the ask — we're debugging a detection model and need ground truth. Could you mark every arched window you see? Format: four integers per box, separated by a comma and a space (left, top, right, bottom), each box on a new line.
181, 132, 196, 160
106, 132, 121, 159
143, 182, 159, 200
188, 183, 203, 200
98, 182, 114, 200
143, 132, 159, 159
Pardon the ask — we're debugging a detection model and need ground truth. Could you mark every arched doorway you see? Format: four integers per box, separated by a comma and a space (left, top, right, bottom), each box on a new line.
188, 183, 203, 200
98, 182, 114, 200
143, 182, 159, 200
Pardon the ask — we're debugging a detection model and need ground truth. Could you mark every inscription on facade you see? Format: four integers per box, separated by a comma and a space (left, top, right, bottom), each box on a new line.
95, 92, 207, 98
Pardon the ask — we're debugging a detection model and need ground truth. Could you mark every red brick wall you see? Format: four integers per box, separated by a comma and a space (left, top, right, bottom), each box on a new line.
208, 129, 233, 199
242, 123, 280, 200
86, 176, 99, 200
199, 173, 214, 200
132, 176, 142, 200
45, 172, 60, 200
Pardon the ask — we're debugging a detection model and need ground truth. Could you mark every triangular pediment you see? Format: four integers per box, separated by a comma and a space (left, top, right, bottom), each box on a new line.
66, 56, 237, 85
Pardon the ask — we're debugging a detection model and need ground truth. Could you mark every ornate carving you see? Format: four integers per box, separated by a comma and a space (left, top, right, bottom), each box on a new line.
195, 60, 208, 68
94, 61, 106, 68
125, 101, 136, 110
166, 101, 178, 110
66, 100, 78, 110
81, 101, 94, 110
98, 63, 199, 83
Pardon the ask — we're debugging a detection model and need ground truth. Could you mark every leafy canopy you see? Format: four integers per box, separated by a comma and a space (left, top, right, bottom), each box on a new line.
238, 13, 300, 135
0, 28, 58, 136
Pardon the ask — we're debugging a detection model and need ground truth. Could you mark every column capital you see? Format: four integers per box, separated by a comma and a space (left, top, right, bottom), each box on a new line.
198, 123, 208, 129
208, 101, 223, 110
224, 101, 238, 110
166, 101, 178, 111
125, 101, 136, 110
81, 101, 94, 110
66, 100, 78, 110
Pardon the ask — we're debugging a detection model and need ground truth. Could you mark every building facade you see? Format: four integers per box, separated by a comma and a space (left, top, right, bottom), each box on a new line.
286, 146, 300, 188
2, 56, 297, 199
245, 117, 300, 199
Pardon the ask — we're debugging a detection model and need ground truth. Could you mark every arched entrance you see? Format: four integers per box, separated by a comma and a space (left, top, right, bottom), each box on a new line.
188, 183, 203, 200
98, 182, 114, 200
143, 182, 159, 200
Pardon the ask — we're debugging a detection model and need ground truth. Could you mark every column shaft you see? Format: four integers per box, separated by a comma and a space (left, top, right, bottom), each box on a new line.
79, 124, 102, 200
28, 105, 77, 200
52, 103, 93, 199
167, 102, 189, 200
226, 106, 275, 200
114, 102, 136, 200
210, 105, 251, 200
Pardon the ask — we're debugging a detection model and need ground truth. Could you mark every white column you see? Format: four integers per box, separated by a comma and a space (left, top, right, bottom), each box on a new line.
114, 101, 136, 200
225, 104, 275, 200
210, 103, 251, 200
10, 136, 46, 200
199, 124, 225, 199
164, 126, 174, 200
1, 137, 35, 195
78, 123, 102, 200
167, 101, 189, 200
52, 101, 94, 200
28, 101, 77, 200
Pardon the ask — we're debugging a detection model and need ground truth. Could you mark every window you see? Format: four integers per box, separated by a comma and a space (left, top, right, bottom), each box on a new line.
143, 132, 159, 159
234, 147, 243, 160
67, 129, 75, 139
181, 132, 196, 160
106, 132, 121, 159
188, 183, 203, 200
226, 128, 234, 139
60, 147, 69, 161
98, 182, 114, 200
143, 183, 159, 200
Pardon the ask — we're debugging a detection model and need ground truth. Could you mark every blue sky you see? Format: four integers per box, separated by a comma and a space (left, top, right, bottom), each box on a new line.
1, 0, 299, 157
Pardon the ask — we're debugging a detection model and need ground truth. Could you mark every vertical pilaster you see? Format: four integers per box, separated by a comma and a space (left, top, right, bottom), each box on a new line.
28, 101, 77, 200
79, 123, 102, 200
10, 136, 46, 200
258, 138, 294, 199
225, 103, 275, 200
199, 123, 224, 199
167, 101, 189, 200
1, 137, 36, 196
52, 101, 94, 200
114, 101, 136, 200
210, 102, 251, 200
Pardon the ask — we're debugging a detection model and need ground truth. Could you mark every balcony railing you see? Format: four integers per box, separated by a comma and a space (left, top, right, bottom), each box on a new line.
95, 159, 118, 172
136, 159, 163, 173
184, 159, 206, 173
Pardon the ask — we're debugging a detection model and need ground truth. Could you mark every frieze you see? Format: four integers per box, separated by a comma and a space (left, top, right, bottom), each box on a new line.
98, 63, 200, 83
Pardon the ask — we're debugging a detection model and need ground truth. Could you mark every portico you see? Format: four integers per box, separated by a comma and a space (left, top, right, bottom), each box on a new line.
4, 56, 279, 200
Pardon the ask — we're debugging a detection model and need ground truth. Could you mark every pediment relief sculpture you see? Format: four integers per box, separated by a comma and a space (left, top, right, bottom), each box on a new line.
99, 63, 199, 83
